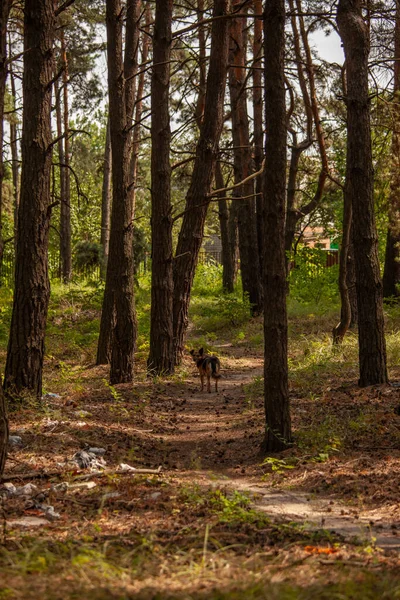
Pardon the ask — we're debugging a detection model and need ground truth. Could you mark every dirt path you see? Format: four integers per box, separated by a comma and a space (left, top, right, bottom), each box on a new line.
154, 358, 400, 552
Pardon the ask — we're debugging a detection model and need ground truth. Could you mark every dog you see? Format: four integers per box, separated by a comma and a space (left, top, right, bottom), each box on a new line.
190, 347, 221, 393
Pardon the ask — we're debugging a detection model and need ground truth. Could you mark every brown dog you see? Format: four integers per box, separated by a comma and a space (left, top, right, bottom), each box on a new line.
190, 348, 221, 393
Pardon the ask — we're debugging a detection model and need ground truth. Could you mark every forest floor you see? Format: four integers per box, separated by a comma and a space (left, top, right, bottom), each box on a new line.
1, 287, 400, 598
2, 330, 400, 598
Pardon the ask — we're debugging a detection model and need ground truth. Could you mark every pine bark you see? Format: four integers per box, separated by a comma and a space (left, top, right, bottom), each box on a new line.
172, 0, 231, 365
100, 116, 112, 280
147, 0, 174, 375
253, 0, 264, 272
59, 30, 72, 283
337, 0, 388, 386
4, 0, 55, 400
216, 161, 236, 293
228, 1, 263, 314
98, 0, 140, 383
0, 0, 11, 276
0, 0, 10, 478
382, 0, 400, 299
262, 0, 292, 453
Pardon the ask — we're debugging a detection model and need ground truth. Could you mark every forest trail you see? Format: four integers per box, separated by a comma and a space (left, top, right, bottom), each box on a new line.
148, 356, 400, 553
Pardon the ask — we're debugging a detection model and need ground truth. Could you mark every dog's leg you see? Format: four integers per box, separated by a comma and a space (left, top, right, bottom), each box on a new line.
200, 370, 204, 391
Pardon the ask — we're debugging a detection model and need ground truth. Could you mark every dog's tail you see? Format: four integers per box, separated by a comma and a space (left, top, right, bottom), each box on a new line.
211, 359, 221, 380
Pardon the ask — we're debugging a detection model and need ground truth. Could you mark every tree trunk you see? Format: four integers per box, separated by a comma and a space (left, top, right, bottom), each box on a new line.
59, 29, 72, 283
54, 75, 67, 278
382, 0, 400, 299
228, 1, 263, 315
0, 0, 11, 280
172, 0, 231, 366
195, 0, 207, 129
100, 116, 112, 280
347, 239, 358, 327
98, 0, 140, 383
332, 189, 352, 344
0, 386, 8, 478
337, 0, 388, 386
4, 0, 55, 400
216, 160, 236, 293
0, 0, 10, 478
130, 3, 151, 216
262, 0, 292, 453
253, 0, 264, 273
147, 0, 174, 375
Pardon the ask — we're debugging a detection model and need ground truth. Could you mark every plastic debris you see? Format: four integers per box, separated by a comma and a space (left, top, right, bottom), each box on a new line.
0, 482, 17, 497
42, 505, 61, 521
8, 436, 23, 447
15, 483, 39, 497
72, 450, 106, 470
68, 481, 97, 490
51, 482, 69, 492
8, 517, 49, 528
42, 393, 61, 401
118, 463, 137, 472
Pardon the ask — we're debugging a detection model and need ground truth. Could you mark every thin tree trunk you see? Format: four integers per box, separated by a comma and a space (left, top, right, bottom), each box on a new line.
332, 190, 352, 344
228, 0, 263, 314
4, 0, 55, 400
253, 0, 264, 272
130, 3, 150, 215
173, 0, 231, 365
100, 116, 112, 280
195, 0, 207, 129
337, 0, 388, 386
216, 160, 235, 293
9, 65, 20, 245
147, 0, 174, 375
382, 0, 400, 299
262, 0, 292, 453
60, 29, 72, 283
54, 76, 66, 278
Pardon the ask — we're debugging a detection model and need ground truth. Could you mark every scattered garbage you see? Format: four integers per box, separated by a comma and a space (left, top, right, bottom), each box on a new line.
72, 450, 107, 470
51, 482, 69, 492
42, 505, 61, 521
14, 483, 39, 497
42, 393, 61, 401
118, 463, 138, 472
8, 436, 23, 447
68, 481, 97, 491
8, 517, 50, 528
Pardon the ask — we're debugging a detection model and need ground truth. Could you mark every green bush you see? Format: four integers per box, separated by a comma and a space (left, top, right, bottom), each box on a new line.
289, 246, 339, 306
